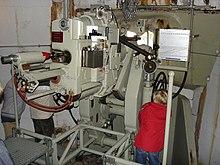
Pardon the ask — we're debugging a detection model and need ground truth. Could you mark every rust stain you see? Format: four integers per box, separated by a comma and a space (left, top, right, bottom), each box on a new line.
164, 0, 172, 5
194, 85, 207, 159
152, 0, 158, 5
72, 0, 75, 16
139, 0, 172, 5
51, 2, 62, 22
157, 19, 170, 29
51, 0, 75, 21
140, 0, 148, 5
51, 1, 75, 22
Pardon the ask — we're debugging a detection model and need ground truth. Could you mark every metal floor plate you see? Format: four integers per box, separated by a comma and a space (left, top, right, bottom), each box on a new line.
5, 137, 48, 165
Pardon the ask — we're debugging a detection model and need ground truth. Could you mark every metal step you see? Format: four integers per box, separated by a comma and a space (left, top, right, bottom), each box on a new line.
5, 137, 49, 165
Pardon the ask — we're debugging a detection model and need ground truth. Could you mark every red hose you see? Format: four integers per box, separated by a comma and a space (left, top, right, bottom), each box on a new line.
14, 75, 74, 112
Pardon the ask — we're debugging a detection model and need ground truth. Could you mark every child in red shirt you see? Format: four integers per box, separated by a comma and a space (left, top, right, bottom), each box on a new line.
134, 89, 168, 165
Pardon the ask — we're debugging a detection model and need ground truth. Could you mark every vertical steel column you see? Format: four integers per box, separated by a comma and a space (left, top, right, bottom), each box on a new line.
162, 71, 174, 165
63, 0, 68, 19
11, 64, 19, 129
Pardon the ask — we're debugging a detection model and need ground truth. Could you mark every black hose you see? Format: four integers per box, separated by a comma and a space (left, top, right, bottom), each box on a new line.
172, 71, 188, 99
119, 35, 154, 60
152, 72, 167, 92
152, 71, 188, 100
111, 10, 119, 28
155, 79, 166, 90
151, 71, 167, 101
68, 109, 78, 125
53, 93, 78, 125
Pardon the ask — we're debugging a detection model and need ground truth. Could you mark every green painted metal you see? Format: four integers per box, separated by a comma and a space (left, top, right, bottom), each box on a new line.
116, 10, 220, 89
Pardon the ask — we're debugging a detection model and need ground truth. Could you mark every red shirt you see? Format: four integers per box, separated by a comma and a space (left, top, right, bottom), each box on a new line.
134, 102, 167, 152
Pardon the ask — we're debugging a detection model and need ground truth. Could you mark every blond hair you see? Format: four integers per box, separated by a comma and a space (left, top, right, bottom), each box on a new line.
153, 89, 168, 105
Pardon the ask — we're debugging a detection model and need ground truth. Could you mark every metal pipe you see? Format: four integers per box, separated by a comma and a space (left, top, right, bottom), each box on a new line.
0, 44, 51, 48
29, 64, 50, 71
69, 0, 72, 18
116, 141, 126, 157
157, 65, 187, 72
81, 82, 101, 91
59, 130, 79, 164
62, 0, 72, 19
52, 124, 83, 143
162, 71, 174, 165
11, 64, 19, 129
102, 137, 117, 147
62, 138, 95, 165
81, 124, 125, 136
136, 4, 212, 10
19, 128, 53, 140
109, 106, 125, 116
80, 86, 101, 100
188, 2, 194, 73
104, 154, 140, 165
106, 97, 125, 106
118, 143, 132, 157
21, 69, 65, 82
63, 0, 68, 19
26, 89, 56, 100
106, 133, 130, 155
119, 36, 153, 59
82, 147, 104, 156
123, 138, 130, 160
62, 148, 81, 165
80, 129, 83, 149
